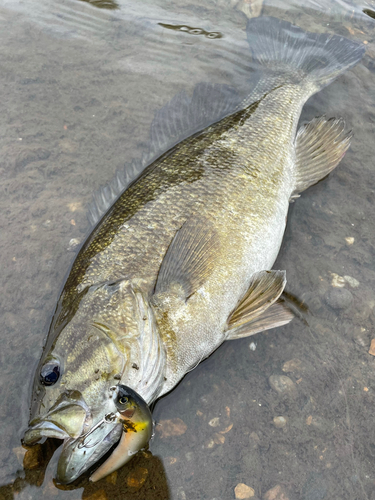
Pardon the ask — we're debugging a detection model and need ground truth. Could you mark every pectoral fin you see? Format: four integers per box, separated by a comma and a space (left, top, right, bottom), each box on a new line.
291, 116, 351, 200
155, 218, 220, 300
226, 270, 294, 339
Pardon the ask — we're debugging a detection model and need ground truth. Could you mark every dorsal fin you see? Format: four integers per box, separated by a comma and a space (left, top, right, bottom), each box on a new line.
87, 83, 241, 226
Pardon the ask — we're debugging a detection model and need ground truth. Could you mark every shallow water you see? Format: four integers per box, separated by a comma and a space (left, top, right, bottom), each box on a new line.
0, 0, 375, 498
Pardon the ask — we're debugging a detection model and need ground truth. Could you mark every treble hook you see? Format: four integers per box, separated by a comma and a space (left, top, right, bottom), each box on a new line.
78, 412, 117, 449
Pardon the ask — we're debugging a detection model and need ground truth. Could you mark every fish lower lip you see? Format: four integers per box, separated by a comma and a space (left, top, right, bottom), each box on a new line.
23, 421, 69, 444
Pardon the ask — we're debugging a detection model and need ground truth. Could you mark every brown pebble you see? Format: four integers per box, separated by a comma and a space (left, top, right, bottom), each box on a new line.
213, 433, 225, 445
368, 339, 375, 356
263, 484, 289, 500
127, 467, 148, 490
269, 375, 297, 399
306, 415, 313, 425
234, 482, 255, 498
23, 444, 43, 470
219, 423, 233, 434
84, 490, 108, 500
273, 416, 287, 429
105, 470, 117, 485
282, 358, 303, 373
156, 418, 187, 438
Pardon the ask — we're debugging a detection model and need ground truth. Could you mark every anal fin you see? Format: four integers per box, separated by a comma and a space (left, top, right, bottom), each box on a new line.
291, 116, 351, 199
227, 270, 294, 339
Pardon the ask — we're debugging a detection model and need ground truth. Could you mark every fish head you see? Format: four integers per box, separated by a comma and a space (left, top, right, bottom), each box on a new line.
23, 280, 165, 483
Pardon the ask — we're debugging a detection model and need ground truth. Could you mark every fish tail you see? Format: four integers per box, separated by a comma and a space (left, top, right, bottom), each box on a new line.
246, 16, 365, 90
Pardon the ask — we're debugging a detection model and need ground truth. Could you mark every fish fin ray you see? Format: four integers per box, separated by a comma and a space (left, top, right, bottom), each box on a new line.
87, 83, 241, 226
246, 16, 365, 89
155, 218, 220, 299
228, 270, 287, 329
292, 116, 351, 197
227, 298, 294, 339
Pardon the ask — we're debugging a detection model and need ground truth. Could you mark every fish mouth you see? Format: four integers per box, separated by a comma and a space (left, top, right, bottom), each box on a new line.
23, 391, 123, 484
23, 413, 123, 484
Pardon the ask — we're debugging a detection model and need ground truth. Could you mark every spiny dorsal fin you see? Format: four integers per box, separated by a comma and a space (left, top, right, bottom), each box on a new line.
154, 218, 220, 300
228, 270, 287, 330
87, 83, 241, 226
291, 116, 351, 199
226, 298, 294, 339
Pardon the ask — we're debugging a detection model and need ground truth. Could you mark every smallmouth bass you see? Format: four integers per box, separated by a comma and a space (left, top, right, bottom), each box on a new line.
23, 16, 364, 483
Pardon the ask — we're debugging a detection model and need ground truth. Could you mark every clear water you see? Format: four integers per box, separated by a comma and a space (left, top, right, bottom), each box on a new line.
0, 0, 375, 498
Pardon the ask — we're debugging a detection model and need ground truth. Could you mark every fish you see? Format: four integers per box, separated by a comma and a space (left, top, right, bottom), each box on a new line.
23, 16, 364, 484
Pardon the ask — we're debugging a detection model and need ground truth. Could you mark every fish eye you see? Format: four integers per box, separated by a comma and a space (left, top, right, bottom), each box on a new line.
40, 361, 60, 386
118, 396, 129, 405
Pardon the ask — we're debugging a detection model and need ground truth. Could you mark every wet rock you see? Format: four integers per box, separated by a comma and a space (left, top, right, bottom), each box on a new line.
343, 275, 359, 288
213, 433, 225, 444
84, 490, 108, 500
156, 418, 187, 438
23, 444, 43, 470
234, 482, 255, 498
330, 273, 346, 288
324, 287, 353, 310
176, 487, 187, 500
263, 485, 289, 500
67, 238, 81, 252
353, 327, 369, 347
269, 375, 298, 399
105, 470, 117, 485
208, 417, 220, 427
249, 341, 257, 351
282, 358, 303, 373
273, 416, 287, 429
127, 467, 148, 490
368, 339, 375, 356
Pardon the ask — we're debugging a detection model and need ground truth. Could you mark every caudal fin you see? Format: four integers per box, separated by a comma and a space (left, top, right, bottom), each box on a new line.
246, 16, 365, 89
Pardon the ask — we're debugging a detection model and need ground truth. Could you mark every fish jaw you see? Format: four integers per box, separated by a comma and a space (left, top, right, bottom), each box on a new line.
56, 420, 123, 484
23, 389, 124, 485
23, 393, 92, 445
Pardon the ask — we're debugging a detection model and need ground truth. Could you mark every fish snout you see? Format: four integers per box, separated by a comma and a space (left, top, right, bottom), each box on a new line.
23, 400, 92, 445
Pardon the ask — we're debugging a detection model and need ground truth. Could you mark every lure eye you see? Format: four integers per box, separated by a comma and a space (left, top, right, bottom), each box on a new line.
40, 362, 60, 386
118, 396, 129, 405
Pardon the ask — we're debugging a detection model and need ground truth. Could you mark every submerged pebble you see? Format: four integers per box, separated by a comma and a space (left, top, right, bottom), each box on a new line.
269, 375, 298, 399
368, 339, 375, 356
324, 287, 353, 310
127, 467, 148, 490
234, 483, 255, 499
84, 490, 108, 500
273, 416, 287, 429
282, 358, 303, 373
67, 238, 81, 252
263, 484, 289, 500
156, 418, 187, 438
